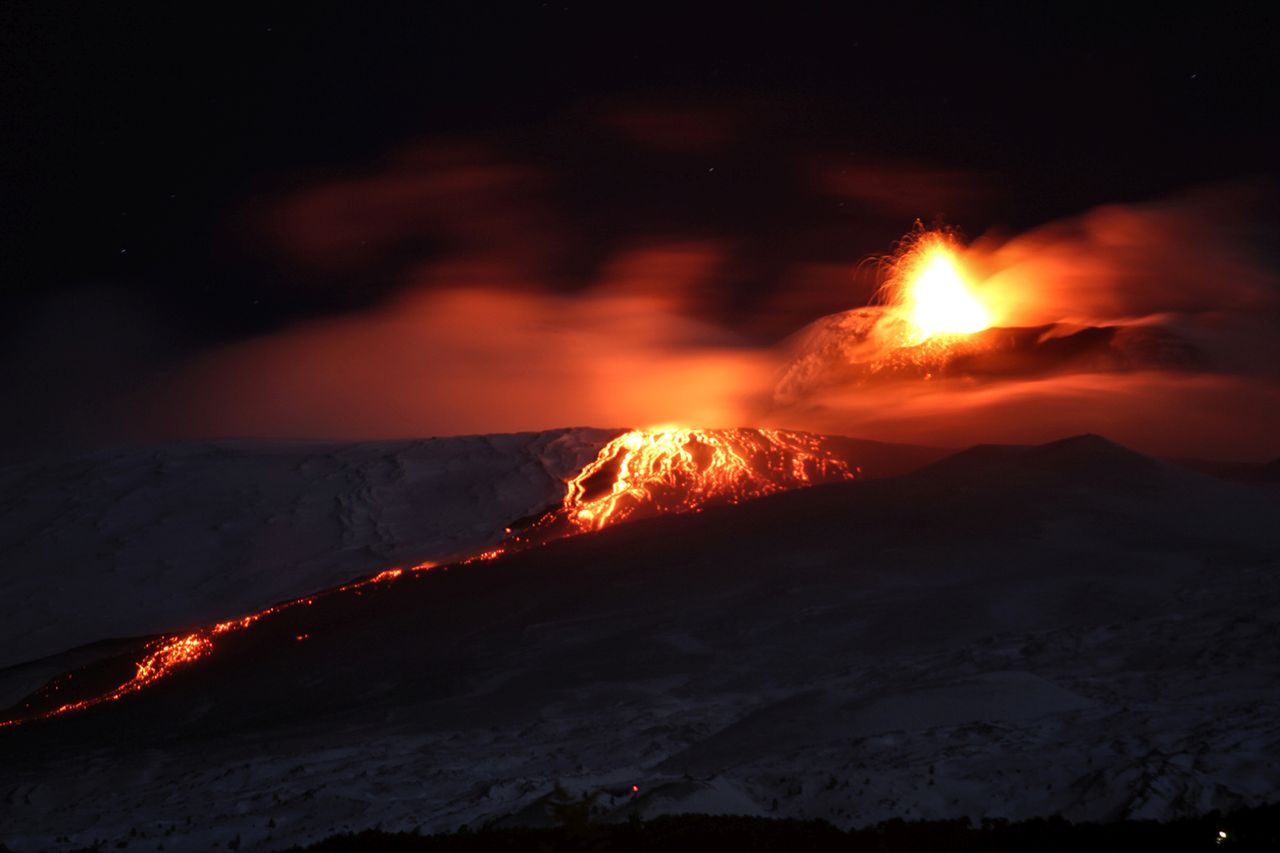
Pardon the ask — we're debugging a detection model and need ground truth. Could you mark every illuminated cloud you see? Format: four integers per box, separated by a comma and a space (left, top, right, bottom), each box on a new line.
126, 128, 1279, 463
142, 249, 771, 439
767, 189, 1280, 460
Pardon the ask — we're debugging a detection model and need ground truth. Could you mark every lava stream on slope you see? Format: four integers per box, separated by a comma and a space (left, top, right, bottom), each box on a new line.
0, 428, 858, 728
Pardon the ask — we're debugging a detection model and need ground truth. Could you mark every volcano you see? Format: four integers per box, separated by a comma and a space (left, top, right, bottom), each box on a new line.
0, 428, 937, 727
2, 430, 1278, 850
775, 308, 1205, 402
773, 225, 1209, 404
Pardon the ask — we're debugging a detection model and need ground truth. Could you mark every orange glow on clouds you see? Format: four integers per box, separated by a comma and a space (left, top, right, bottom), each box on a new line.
966, 195, 1278, 329
766, 194, 1280, 461
132, 184, 1280, 461
142, 247, 771, 439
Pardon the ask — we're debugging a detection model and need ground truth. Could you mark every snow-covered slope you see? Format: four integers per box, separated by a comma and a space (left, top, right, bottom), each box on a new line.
3, 435, 1278, 851
0, 429, 947, 681
0, 429, 615, 670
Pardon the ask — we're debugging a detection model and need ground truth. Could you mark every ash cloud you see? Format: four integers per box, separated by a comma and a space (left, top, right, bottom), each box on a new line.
140, 250, 772, 440
767, 187, 1280, 460
40, 113, 1278, 462
261, 143, 568, 281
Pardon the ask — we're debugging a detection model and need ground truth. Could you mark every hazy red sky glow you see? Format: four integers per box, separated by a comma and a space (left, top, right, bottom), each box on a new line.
7, 8, 1279, 465
131, 143, 1280, 462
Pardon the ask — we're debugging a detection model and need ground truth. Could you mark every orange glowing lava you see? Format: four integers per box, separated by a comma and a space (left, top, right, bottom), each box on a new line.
508, 427, 857, 546
0, 563, 429, 728
1, 429, 855, 729
881, 228, 993, 345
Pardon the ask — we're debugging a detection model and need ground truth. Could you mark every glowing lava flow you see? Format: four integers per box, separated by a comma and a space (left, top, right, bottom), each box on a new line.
880, 228, 993, 346
1, 428, 855, 728
0, 566, 421, 728
506, 427, 857, 547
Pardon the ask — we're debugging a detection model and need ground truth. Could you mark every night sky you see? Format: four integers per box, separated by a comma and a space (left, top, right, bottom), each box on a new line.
2, 4, 1278, 451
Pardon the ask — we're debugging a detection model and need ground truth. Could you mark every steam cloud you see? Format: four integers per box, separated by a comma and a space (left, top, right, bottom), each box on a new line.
765, 188, 1280, 460
127, 137, 1279, 461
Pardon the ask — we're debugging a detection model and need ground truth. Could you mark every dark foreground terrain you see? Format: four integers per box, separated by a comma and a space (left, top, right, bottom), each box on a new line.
285, 804, 1280, 852
2, 435, 1278, 850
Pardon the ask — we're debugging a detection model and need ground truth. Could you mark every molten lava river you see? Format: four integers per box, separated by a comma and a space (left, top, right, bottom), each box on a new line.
0, 427, 857, 728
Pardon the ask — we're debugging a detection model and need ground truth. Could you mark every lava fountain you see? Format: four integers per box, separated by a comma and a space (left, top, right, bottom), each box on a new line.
879, 227, 994, 346
1, 428, 858, 728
